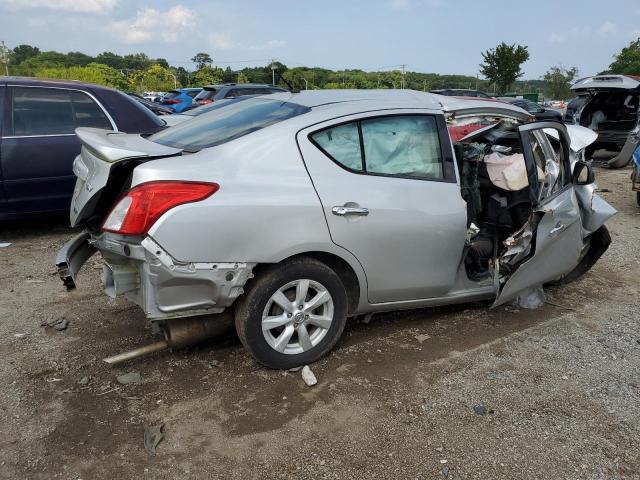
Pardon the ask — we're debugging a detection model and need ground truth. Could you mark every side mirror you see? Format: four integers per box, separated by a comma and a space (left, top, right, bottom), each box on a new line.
572, 160, 595, 185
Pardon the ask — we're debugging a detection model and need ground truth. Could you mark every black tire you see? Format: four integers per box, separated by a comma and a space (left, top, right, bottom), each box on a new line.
636, 191, 640, 207
551, 225, 611, 285
234, 257, 348, 369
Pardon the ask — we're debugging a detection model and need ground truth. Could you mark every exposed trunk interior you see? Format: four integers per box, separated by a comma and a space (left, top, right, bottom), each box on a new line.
579, 91, 640, 152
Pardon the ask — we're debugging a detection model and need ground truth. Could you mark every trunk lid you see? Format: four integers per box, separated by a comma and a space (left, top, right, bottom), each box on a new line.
70, 127, 182, 228
571, 75, 640, 93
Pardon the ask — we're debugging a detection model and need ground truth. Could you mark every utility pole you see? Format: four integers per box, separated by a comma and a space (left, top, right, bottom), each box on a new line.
271, 59, 276, 86
401, 64, 406, 89
1, 41, 9, 76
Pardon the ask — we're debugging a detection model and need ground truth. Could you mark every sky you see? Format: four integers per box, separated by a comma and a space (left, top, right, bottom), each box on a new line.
0, 0, 639, 79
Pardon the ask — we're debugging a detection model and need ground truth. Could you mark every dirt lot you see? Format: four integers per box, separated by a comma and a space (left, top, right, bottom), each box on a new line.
1, 166, 639, 480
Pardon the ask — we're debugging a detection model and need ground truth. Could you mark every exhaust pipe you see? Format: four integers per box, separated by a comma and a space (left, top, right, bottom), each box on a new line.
103, 313, 234, 365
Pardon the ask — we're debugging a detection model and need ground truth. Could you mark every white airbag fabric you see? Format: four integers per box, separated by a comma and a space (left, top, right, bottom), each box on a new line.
484, 152, 529, 191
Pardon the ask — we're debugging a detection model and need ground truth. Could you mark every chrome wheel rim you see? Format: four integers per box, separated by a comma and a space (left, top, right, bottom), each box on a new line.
262, 279, 334, 355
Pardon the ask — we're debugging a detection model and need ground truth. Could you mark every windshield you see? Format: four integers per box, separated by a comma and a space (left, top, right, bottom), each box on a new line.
151, 97, 310, 152
183, 96, 255, 117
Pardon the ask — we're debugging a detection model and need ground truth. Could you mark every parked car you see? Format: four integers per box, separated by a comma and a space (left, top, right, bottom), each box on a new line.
632, 145, 640, 206
193, 83, 287, 105
160, 88, 202, 113
570, 74, 640, 168
564, 96, 588, 123
57, 90, 615, 369
0, 77, 166, 221
142, 91, 164, 102
128, 93, 174, 116
497, 97, 563, 121
430, 89, 493, 98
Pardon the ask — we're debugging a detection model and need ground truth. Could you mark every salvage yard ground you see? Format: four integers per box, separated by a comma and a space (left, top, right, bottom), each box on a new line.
1, 166, 639, 479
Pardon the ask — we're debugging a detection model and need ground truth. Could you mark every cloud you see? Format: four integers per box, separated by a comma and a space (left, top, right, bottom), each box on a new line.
249, 40, 286, 51
389, 0, 410, 9
0, 0, 117, 13
547, 32, 566, 45
598, 21, 617, 36
106, 5, 195, 44
208, 33, 236, 50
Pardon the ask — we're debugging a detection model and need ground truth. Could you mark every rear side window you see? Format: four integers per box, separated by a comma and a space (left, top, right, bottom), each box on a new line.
70, 91, 112, 129
310, 115, 444, 180
186, 90, 200, 98
194, 88, 216, 101
151, 97, 311, 152
12, 87, 75, 136
312, 123, 363, 171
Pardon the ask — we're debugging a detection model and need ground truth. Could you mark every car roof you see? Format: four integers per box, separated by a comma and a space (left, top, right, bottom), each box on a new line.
203, 83, 282, 89
261, 89, 530, 118
0, 75, 115, 91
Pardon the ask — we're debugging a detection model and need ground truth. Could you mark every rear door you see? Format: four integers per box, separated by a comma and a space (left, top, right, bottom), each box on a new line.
2, 86, 113, 216
494, 122, 583, 306
298, 110, 467, 304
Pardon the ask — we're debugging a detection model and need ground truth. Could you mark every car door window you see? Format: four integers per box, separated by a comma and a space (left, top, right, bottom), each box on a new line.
520, 127, 569, 201
12, 87, 75, 136
70, 91, 112, 129
361, 116, 443, 179
225, 89, 240, 98
310, 122, 363, 171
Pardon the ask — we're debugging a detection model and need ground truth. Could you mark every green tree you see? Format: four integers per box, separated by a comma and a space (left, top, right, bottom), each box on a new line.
607, 38, 640, 74
542, 65, 578, 100
480, 42, 530, 94
36, 63, 129, 90
95, 51, 125, 70
9, 44, 40, 65
129, 64, 177, 92
191, 52, 213, 70
236, 72, 249, 84
192, 65, 223, 86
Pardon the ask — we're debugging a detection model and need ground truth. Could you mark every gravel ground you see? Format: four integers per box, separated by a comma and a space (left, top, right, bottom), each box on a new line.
0, 166, 639, 479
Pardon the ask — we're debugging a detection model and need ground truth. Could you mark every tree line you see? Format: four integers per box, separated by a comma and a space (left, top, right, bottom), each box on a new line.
2, 38, 639, 99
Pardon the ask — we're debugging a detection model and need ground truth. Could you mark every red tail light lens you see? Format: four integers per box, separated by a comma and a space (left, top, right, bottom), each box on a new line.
165, 99, 180, 104
197, 99, 213, 105
102, 181, 219, 235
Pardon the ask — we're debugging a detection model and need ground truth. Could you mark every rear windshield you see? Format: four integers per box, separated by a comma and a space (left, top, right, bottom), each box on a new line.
164, 90, 181, 99
151, 97, 310, 152
194, 87, 216, 100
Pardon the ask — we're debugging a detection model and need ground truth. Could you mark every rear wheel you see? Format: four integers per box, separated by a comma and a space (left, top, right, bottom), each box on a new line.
235, 257, 348, 369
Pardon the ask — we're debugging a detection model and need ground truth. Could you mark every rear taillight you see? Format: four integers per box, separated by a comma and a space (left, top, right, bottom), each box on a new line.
101, 181, 219, 235
197, 99, 213, 105
164, 99, 180, 104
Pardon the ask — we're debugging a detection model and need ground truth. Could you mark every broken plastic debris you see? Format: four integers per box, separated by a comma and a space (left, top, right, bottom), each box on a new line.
414, 334, 431, 343
516, 286, 545, 309
301, 365, 317, 386
144, 423, 165, 456
0, 241, 11, 248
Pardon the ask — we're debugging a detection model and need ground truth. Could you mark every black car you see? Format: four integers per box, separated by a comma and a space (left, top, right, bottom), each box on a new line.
496, 97, 563, 121
128, 93, 174, 116
430, 89, 493, 98
193, 83, 287, 106
0, 77, 166, 220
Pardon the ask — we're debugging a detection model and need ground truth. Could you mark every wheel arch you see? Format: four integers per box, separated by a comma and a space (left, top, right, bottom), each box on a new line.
251, 250, 365, 315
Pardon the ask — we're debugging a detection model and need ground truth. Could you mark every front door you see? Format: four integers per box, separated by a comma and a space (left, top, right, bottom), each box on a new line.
494, 122, 584, 306
297, 111, 467, 304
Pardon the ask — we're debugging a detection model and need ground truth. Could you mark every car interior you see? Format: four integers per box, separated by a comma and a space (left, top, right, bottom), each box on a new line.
578, 91, 639, 152
451, 120, 560, 281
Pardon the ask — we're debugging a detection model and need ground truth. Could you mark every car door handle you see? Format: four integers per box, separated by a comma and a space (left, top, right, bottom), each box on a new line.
332, 206, 369, 216
549, 223, 565, 236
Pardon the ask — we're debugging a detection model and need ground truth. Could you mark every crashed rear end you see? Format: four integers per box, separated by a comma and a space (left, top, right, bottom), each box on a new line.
56, 128, 253, 321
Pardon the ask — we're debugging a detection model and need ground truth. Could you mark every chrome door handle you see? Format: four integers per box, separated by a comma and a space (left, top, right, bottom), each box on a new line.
549, 223, 565, 236
332, 206, 369, 216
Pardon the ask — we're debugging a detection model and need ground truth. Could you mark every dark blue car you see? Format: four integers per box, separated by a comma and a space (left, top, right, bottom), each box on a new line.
160, 87, 202, 113
0, 77, 166, 221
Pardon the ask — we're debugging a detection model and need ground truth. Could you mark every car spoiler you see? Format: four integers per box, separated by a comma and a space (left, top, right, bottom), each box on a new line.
75, 127, 182, 163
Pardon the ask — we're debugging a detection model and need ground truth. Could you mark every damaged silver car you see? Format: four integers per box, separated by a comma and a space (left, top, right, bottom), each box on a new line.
56, 90, 616, 369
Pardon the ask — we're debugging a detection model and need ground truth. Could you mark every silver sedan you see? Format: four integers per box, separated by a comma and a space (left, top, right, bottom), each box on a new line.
57, 90, 615, 369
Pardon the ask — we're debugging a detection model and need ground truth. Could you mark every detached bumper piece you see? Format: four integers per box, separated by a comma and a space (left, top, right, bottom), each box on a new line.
56, 232, 97, 290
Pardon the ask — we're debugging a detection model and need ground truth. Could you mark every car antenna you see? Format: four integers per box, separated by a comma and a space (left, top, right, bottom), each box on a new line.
274, 70, 299, 93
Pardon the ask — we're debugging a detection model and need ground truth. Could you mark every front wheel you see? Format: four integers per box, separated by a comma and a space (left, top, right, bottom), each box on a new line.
234, 257, 348, 369
550, 226, 611, 285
